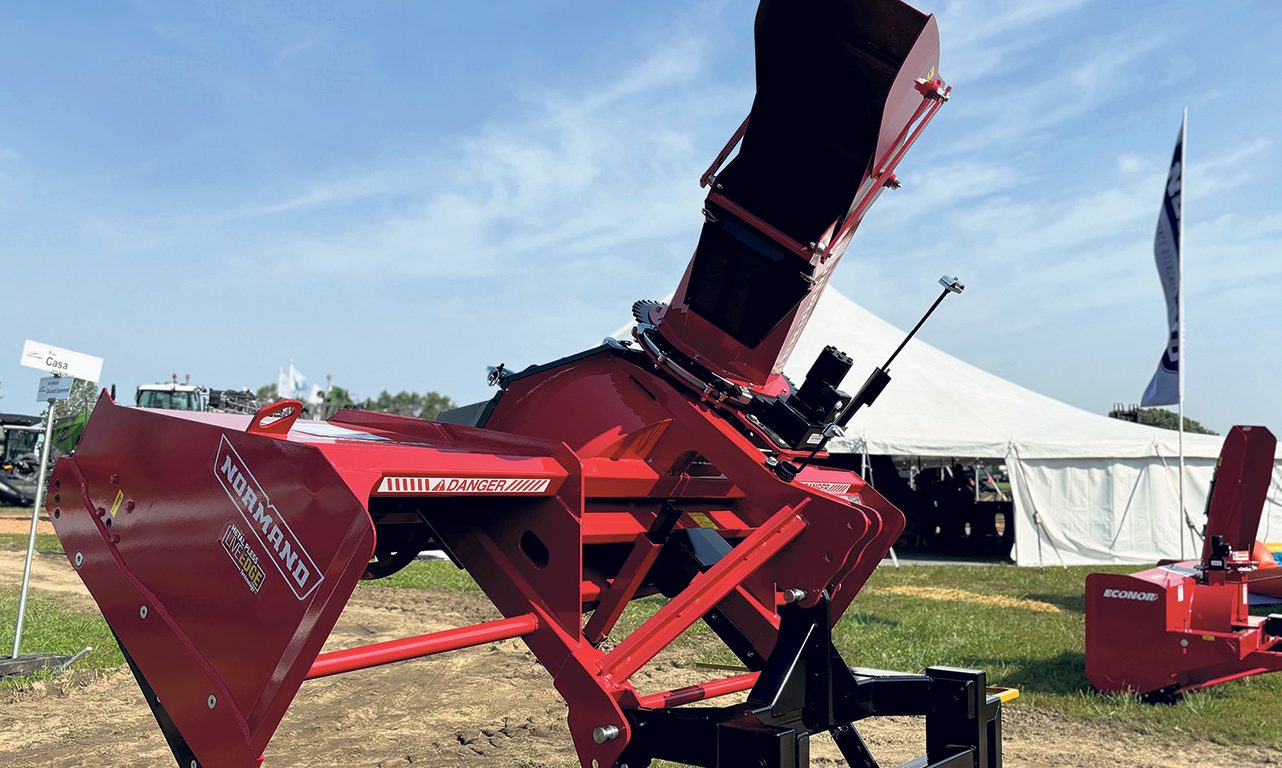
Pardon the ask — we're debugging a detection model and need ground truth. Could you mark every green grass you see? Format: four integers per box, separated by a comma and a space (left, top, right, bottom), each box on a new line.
0, 532, 64, 554
364, 559, 481, 592
0, 590, 123, 690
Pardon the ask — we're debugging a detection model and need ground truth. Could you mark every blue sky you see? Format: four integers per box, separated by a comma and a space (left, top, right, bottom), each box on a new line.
1, 0, 1278, 432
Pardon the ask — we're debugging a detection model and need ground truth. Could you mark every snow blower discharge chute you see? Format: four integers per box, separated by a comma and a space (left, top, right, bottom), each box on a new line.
48, 2, 1015, 766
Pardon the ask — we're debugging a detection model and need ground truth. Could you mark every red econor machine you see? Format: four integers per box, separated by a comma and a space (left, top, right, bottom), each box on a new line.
48, 2, 1011, 766
1086, 425, 1282, 699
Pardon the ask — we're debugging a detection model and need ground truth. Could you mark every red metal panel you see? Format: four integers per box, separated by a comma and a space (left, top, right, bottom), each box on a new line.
1201, 426, 1277, 559
49, 395, 376, 764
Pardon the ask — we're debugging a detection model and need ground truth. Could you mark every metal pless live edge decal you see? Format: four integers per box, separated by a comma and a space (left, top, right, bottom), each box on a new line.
214, 435, 322, 600
220, 523, 268, 594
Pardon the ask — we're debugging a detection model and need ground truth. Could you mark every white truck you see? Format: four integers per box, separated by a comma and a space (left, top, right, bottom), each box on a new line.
135, 381, 258, 414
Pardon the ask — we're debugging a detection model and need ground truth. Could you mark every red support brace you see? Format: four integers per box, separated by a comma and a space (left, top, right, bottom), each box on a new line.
306, 614, 539, 680
583, 533, 666, 645
599, 510, 807, 683
638, 671, 761, 709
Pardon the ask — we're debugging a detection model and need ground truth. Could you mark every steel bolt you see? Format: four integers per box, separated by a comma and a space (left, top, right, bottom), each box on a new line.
207, 695, 217, 710
1180, 638, 1189, 648
593, 725, 620, 744
139, 605, 148, 619
782, 588, 807, 604
74, 552, 83, 568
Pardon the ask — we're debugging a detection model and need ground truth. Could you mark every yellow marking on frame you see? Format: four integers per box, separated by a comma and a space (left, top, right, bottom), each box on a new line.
109, 490, 124, 518
687, 512, 719, 530
987, 686, 1020, 704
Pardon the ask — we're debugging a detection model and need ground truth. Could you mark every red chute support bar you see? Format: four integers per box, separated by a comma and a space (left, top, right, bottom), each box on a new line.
698, 77, 950, 265
821, 79, 950, 261
305, 613, 539, 680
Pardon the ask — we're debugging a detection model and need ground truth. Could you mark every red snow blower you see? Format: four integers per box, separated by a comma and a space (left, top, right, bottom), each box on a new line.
48, 2, 1011, 766
1086, 425, 1282, 698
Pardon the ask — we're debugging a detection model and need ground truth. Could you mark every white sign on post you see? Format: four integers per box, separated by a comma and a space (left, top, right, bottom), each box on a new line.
20, 340, 103, 383
37, 376, 74, 402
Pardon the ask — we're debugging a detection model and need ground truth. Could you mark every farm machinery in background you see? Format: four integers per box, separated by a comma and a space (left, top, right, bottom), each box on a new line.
1087, 425, 1282, 698
136, 374, 260, 415
44, 377, 263, 459
0, 412, 42, 506
47, 2, 1012, 767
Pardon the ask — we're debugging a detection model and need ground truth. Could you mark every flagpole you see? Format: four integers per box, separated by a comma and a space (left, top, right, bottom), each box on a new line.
1178, 106, 1188, 559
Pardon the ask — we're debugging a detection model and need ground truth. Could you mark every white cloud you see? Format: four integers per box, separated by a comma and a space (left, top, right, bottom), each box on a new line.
1117, 153, 1145, 175
248, 31, 733, 281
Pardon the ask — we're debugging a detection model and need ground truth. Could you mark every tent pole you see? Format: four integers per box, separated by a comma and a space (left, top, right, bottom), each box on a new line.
974, 458, 980, 503
1178, 400, 1186, 559
863, 442, 899, 567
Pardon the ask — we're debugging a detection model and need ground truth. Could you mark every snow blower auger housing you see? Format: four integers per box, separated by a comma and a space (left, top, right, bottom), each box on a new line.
1086, 425, 1282, 699
49, 2, 1010, 766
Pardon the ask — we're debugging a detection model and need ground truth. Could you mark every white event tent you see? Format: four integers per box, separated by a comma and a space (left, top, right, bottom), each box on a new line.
785, 288, 1282, 566
612, 288, 1282, 566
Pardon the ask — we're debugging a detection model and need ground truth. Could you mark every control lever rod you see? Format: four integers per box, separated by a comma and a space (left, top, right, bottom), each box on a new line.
794, 275, 964, 471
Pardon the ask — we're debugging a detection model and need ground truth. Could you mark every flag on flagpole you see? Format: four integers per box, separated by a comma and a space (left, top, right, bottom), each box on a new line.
1140, 120, 1184, 407
277, 360, 310, 400
277, 366, 291, 399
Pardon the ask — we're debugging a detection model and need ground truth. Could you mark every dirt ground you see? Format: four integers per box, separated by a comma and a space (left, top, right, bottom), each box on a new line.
0, 513, 55, 537
2, 552, 1279, 768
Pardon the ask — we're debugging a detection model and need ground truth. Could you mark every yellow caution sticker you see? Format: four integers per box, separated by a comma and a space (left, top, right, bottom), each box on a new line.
109, 489, 124, 518
687, 512, 719, 530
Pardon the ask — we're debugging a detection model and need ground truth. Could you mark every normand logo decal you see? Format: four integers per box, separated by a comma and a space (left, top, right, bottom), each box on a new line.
214, 435, 323, 601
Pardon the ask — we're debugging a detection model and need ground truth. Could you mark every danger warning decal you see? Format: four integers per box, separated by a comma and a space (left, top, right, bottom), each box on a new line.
801, 480, 862, 505
377, 476, 553, 495
802, 481, 852, 495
